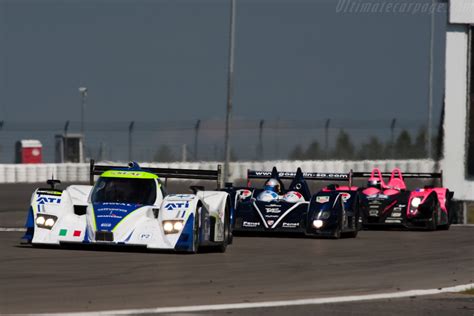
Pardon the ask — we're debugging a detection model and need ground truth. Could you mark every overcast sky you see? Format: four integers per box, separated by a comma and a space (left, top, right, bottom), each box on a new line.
0, 0, 447, 126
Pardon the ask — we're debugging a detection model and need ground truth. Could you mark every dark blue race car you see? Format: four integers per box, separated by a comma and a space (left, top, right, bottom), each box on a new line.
227, 167, 361, 239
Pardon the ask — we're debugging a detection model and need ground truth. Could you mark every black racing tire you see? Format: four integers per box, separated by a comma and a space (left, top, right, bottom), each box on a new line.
227, 198, 234, 245
438, 223, 450, 230
191, 207, 201, 253
427, 204, 438, 231
439, 204, 451, 230
342, 210, 359, 238
215, 202, 231, 253
332, 225, 341, 239
332, 211, 342, 239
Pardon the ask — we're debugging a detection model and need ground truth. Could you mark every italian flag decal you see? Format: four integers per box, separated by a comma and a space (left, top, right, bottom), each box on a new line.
59, 229, 81, 237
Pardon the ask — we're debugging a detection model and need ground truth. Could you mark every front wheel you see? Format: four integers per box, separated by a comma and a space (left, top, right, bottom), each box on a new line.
332, 217, 342, 239
191, 207, 201, 253
438, 208, 451, 230
427, 205, 438, 231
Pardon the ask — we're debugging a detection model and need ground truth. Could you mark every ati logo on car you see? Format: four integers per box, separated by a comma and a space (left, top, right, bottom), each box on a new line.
164, 201, 190, 210
36, 197, 61, 205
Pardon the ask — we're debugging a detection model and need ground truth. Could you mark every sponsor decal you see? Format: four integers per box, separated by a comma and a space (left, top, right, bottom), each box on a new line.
239, 190, 252, 199
367, 194, 389, 200
253, 171, 349, 179
282, 222, 299, 228
36, 197, 61, 205
37, 190, 62, 196
267, 220, 275, 226
164, 201, 190, 210
391, 206, 402, 217
140, 233, 152, 240
97, 207, 129, 213
167, 194, 194, 200
341, 193, 351, 202
369, 210, 379, 216
243, 221, 259, 228
385, 219, 402, 223
93, 202, 138, 232
265, 206, 282, 214
265, 214, 279, 218
97, 214, 122, 219
316, 196, 330, 203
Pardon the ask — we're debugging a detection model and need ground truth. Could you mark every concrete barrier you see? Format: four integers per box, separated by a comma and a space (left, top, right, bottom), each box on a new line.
2, 159, 471, 201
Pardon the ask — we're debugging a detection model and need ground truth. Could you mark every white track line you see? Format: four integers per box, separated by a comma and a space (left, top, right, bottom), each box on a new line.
0, 227, 25, 232
33, 282, 474, 316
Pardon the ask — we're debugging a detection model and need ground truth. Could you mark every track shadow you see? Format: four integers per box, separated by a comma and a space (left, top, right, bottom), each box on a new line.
14, 243, 221, 255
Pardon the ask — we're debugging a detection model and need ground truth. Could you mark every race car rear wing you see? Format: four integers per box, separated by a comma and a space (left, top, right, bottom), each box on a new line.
89, 160, 223, 188
351, 171, 443, 186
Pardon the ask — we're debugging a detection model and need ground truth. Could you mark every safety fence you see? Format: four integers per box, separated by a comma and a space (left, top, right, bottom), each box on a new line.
0, 118, 439, 163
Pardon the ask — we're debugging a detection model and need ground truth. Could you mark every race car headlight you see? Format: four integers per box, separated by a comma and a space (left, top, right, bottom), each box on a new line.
173, 221, 184, 231
411, 197, 422, 208
35, 214, 57, 230
162, 220, 184, 234
319, 211, 331, 220
45, 218, 55, 227
313, 220, 324, 229
36, 216, 45, 226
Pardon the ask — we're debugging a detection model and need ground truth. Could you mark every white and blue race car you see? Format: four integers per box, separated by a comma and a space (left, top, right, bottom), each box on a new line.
23, 161, 232, 253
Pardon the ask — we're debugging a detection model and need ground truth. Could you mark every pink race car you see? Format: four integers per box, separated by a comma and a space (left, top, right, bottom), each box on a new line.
354, 168, 454, 230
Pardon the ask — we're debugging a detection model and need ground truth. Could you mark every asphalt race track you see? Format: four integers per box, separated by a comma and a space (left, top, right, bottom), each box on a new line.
0, 183, 473, 315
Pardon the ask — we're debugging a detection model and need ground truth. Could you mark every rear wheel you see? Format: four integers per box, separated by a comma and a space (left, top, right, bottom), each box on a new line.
342, 210, 359, 238
215, 203, 231, 253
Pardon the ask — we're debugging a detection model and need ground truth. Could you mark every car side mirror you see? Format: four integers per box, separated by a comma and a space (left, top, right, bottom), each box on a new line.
190, 186, 205, 194
47, 179, 61, 189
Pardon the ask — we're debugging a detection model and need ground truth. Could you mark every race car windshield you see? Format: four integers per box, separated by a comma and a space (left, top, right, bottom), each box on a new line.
91, 177, 157, 205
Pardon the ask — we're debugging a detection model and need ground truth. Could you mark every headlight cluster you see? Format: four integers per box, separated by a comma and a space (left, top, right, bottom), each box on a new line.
162, 220, 185, 234
35, 214, 58, 229
313, 220, 324, 229
312, 211, 331, 229
411, 197, 422, 208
